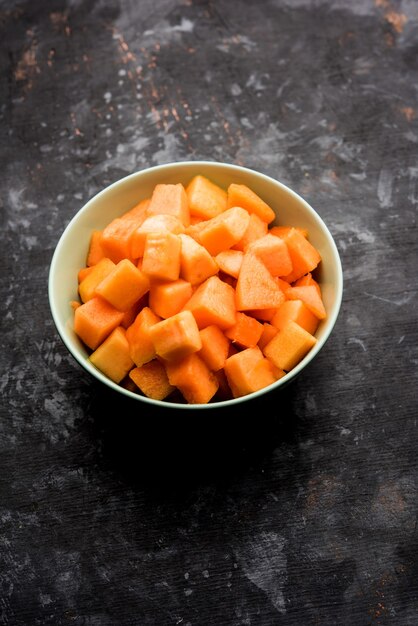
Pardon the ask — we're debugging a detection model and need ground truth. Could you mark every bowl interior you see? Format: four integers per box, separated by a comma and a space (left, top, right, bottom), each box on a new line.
49, 161, 343, 409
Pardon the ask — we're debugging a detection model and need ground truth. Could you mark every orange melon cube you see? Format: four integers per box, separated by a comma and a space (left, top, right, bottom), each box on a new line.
182, 275, 236, 330
130, 214, 185, 259
164, 353, 219, 404
197, 206, 251, 256
141, 231, 181, 281
263, 320, 317, 371
126, 306, 161, 367
149, 310, 202, 361
286, 285, 326, 320
186, 174, 228, 219
276, 227, 321, 282
146, 183, 190, 227
89, 326, 134, 383
74, 296, 124, 350
99, 198, 150, 263
178, 234, 218, 286
235, 252, 285, 311
78, 257, 115, 303
129, 360, 175, 401
215, 249, 243, 279
78, 265, 94, 283
95, 258, 150, 311
149, 279, 193, 319
248, 233, 293, 277
232, 212, 268, 252
86, 230, 106, 266
227, 183, 276, 224
224, 312, 264, 349
258, 322, 279, 350
198, 324, 231, 371
270, 225, 309, 239
271, 299, 319, 335
224, 346, 276, 398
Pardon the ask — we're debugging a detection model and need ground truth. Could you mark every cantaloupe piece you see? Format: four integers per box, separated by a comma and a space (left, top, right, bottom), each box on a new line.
129, 359, 175, 401
227, 183, 276, 224
78, 265, 94, 283
164, 353, 219, 404
130, 214, 185, 259
78, 257, 115, 303
215, 249, 243, 279
248, 233, 293, 277
149, 310, 202, 361
126, 306, 161, 367
149, 278, 193, 319
95, 258, 150, 311
74, 296, 124, 350
89, 326, 134, 383
275, 227, 321, 283
178, 234, 218, 286
196, 206, 251, 256
235, 252, 285, 311
258, 322, 279, 350
224, 346, 276, 398
198, 324, 231, 371
232, 213, 268, 252
186, 174, 228, 219
182, 275, 236, 330
146, 183, 190, 227
263, 320, 317, 371
270, 225, 308, 239
224, 312, 264, 348
141, 231, 181, 281
285, 285, 327, 320
86, 230, 106, 266
99, 198, 150, 263
120, 296, 147, 330
271, 299, 319, 335
294, 272, 321, 295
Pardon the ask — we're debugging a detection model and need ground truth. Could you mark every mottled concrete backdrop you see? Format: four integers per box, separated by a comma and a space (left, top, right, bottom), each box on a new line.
1, 0, 418, 624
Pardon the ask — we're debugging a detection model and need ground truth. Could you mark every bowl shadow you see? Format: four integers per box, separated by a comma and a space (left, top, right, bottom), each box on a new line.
86, 382, 303, 496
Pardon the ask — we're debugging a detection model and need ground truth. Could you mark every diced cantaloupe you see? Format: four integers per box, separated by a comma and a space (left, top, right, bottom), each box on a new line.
78, 257, 115, 303
271, 299, 319, 335
149, 279, 193, 319
141, 231, 181, 281
86, 230, 106, 266
178, 233, 218, 286
286, 285, 327, 320
274, 227, 321, 283
186, 174, 228, 219
95, 258, 150, 311
224, 312, 264, 349
196, 206, 251, 256
198, 324, 231, 371
247, 233, 293, 277
227, 183, 276, 223
263, 320, 317, 371
89, 326, 134, 383
99, 198, 150, 263
126, 306, 161, 367
164, 352, 219, 404
258, 322, 279, 350
235, 252, 285, 311
214, 249, 243, 279
130, 214, 185, 259
146, 183, 190, 227
148, 310, 202, 361
224, 346, 276, 398
74, 296, 124, 350
129, 359, 175, 400
232, 213, 268, 252
182, 275, 236, 330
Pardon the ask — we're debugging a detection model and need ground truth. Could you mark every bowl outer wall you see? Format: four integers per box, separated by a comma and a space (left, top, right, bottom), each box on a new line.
48, 161, 343, 409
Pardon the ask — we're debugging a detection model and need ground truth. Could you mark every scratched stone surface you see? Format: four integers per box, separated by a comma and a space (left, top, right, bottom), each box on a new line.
1, 0, 418, 624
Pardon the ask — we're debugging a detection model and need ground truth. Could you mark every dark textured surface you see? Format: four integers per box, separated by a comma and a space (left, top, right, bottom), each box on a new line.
1, 1, 418, 624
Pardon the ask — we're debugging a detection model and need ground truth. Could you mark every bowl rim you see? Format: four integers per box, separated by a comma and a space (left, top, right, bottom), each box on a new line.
48, 160, 344, 410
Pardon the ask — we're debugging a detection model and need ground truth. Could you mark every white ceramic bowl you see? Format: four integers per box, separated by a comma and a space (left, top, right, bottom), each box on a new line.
48, 161, 343, 410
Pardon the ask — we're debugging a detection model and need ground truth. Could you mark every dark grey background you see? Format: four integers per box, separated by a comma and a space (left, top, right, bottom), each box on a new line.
1, 1, 417, 624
